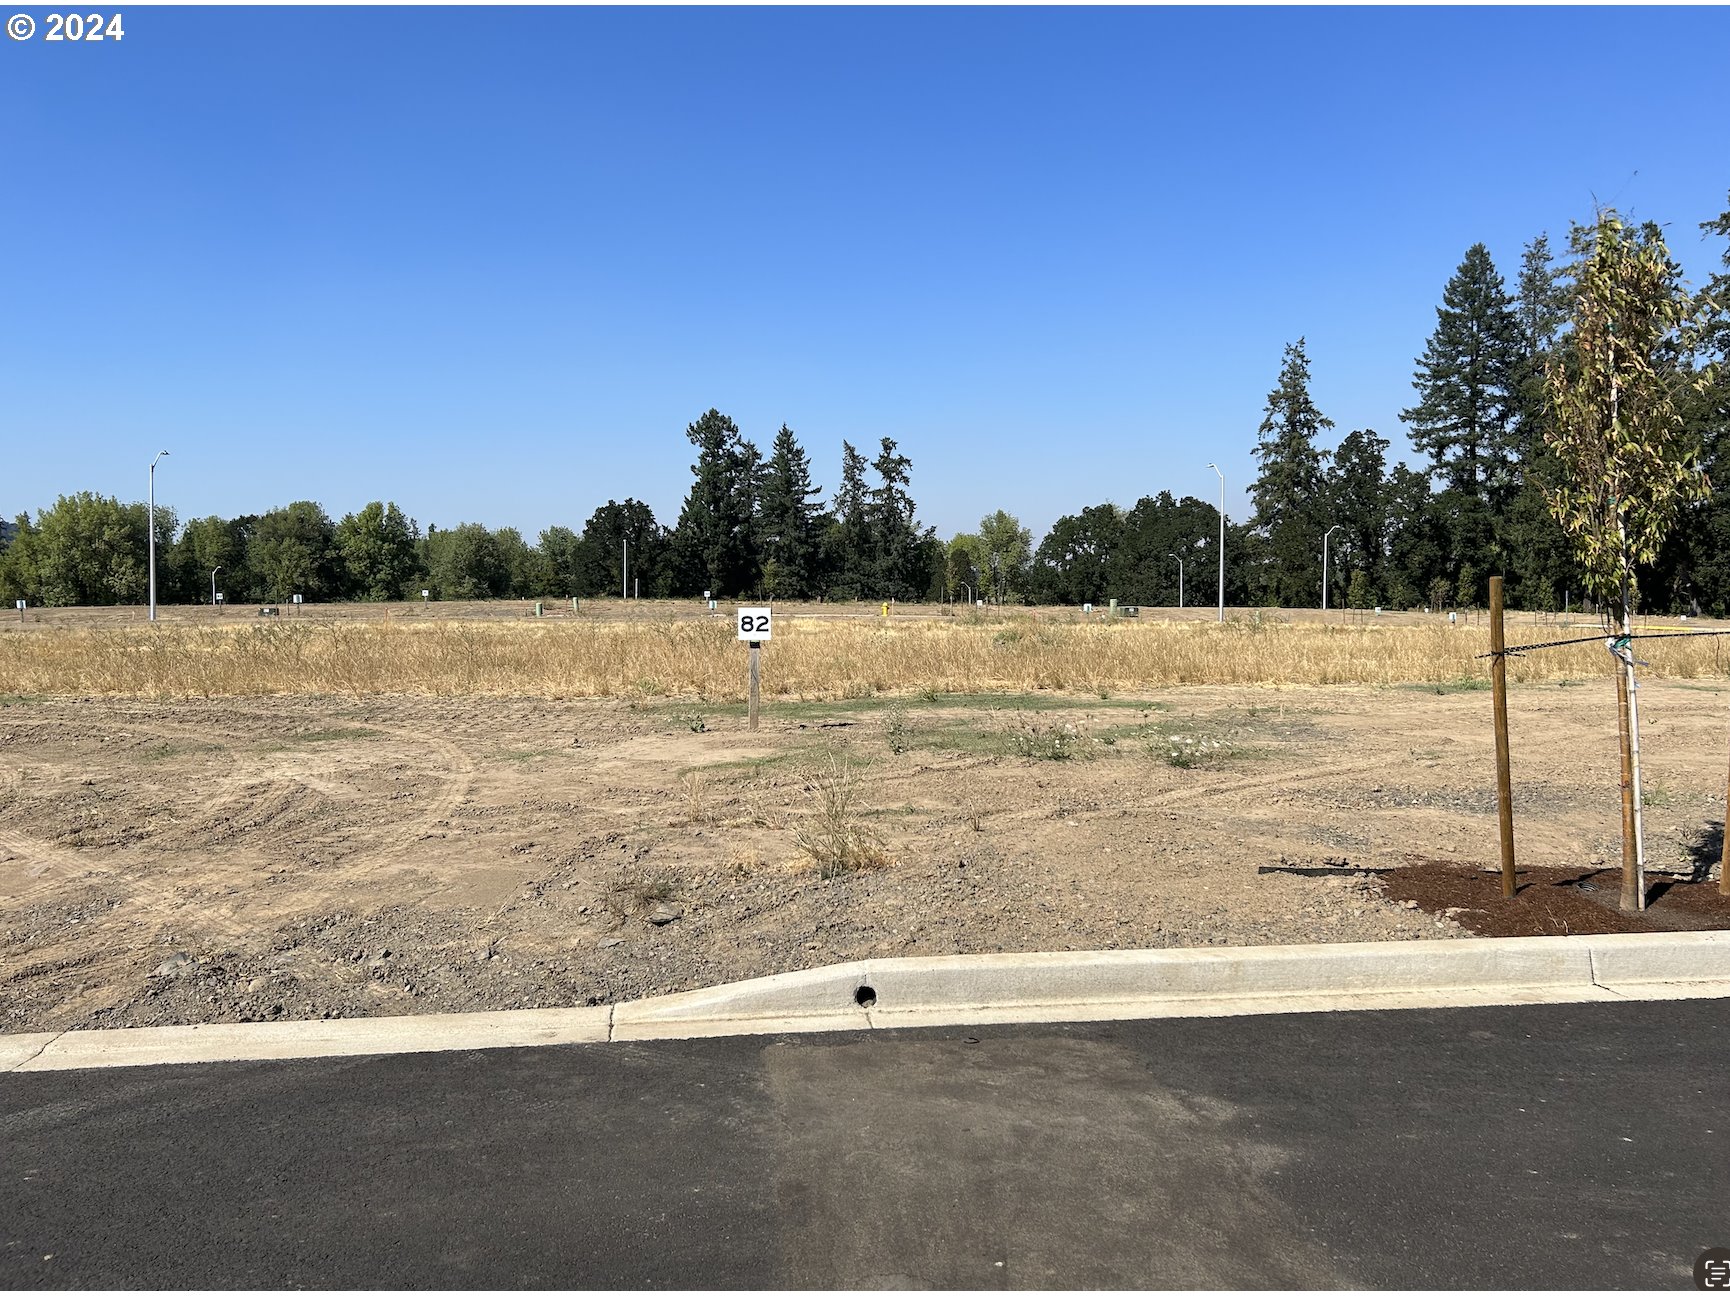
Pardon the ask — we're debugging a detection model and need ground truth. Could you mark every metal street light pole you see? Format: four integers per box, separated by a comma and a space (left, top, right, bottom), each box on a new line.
1207, 463, 1225, 623
1168, 553, 1184, 610
211, 566, 221, 610
148, 450, 169, 622
1322, 524, 1344, 613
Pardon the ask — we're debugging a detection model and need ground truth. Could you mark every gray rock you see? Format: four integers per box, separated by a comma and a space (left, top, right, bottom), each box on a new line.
598, 937, 626, 949
646, 904, 682, 926
152, 954, 193, 978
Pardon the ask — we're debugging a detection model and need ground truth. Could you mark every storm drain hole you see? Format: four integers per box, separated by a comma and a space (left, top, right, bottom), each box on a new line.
854, 985, 877, 1009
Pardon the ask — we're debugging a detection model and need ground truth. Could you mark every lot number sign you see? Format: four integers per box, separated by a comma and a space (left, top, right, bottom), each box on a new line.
737, 606, 772, 641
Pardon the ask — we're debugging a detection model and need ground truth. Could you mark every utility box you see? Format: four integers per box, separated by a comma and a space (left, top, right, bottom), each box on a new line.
534, 602, 544, 617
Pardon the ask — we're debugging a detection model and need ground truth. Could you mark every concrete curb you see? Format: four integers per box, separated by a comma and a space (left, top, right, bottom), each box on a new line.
3, 932, 1727, 1071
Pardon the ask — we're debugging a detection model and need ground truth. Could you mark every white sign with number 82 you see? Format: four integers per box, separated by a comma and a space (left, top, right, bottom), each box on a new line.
736, 607, 772, 641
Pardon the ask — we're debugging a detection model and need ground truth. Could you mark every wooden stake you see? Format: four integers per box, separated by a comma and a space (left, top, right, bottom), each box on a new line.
1489, 577, 1516, 899
1721, 728, 1730, 897
1616, 666, 1641, 911
748, 641, 760, 733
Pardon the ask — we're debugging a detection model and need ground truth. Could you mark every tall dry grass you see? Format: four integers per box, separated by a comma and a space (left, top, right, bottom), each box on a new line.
0, 615, 1724, 699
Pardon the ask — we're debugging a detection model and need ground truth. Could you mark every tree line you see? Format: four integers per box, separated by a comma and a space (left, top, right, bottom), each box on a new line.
4, 193, 1727, 613
0, 412, 949, 606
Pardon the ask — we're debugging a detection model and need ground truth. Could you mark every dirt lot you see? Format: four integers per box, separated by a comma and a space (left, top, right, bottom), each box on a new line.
3, 678, 1727, 1033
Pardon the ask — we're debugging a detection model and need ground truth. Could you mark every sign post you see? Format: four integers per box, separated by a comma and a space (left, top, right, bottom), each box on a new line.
736, 606, 772, 732
15, 599, 24, 624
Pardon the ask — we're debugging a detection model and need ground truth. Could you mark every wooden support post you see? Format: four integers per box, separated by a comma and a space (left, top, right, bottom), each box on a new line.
1616, 666, 1640, 911
1489, 576, 1516, 899
748, 642, 761, 733
1721, 731, 1730, 897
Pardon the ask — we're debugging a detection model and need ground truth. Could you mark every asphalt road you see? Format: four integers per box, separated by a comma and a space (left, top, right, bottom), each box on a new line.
3, 999, 1726, 1289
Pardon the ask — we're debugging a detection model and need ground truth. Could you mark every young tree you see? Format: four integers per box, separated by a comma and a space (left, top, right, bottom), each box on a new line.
757, 425, 825, 598
336, 501, 423, 601
1545, 210, 1714, 910
1248, 339, 1333, 606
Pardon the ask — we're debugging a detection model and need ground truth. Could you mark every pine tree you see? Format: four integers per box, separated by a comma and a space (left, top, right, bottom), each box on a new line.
869, 437, 923, 599
1502, 232, 1579, 609
1325, 429, 1390, 607
1402, 244, 1525, 600
1248, 339, 1333, 606
823, 440, 872, 599
757, 425, 825, 598
669, 410, 758, 597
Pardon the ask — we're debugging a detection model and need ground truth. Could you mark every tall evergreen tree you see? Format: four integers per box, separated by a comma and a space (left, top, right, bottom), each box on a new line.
757, 425, 825, 598
868, 437, 925, 599
823, 440, 873, 598
1325, 429, 1390, 607
668, 409, 757, 597
1500, 232, 1580, 609
1248, 339, 1333, 606
579, 499, 665, 598
1401, 244, 1524, 602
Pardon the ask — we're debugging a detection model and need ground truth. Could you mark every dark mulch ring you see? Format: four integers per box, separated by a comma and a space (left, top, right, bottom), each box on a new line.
1379, 860, 1730, 938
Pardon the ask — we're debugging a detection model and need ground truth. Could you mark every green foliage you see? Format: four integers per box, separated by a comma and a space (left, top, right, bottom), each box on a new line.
1028, 502, 1122, 604
757, 424, 826, 599
0, 493, 166, 607
578, 499, 665, 598
1544, 211, 1713, 620
423, 522, 508, 600
669, 409, 758, 598
1248, 339, 1333, 606
249, 502, 339, 602
335, 501, 423, 601
975, 509, 1033, 604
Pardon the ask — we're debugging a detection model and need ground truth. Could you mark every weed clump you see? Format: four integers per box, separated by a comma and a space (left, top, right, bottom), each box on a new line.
794, 751, 892, 879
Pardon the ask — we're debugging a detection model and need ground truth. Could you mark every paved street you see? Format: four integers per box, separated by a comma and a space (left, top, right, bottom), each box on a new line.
3, 999, 1726, 1289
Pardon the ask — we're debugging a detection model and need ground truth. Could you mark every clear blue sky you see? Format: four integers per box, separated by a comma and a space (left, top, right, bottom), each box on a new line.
4, 6, 1728, 544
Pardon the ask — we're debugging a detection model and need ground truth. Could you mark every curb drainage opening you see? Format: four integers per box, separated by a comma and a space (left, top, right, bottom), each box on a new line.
854, 985, 877, 1009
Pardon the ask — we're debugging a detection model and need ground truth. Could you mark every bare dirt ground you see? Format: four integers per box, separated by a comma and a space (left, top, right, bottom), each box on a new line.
3, 678, 1727, 1033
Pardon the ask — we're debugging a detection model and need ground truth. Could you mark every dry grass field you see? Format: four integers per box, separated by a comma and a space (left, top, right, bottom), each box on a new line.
3, 603, 1728, 699
4, 601, 1728, 1035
